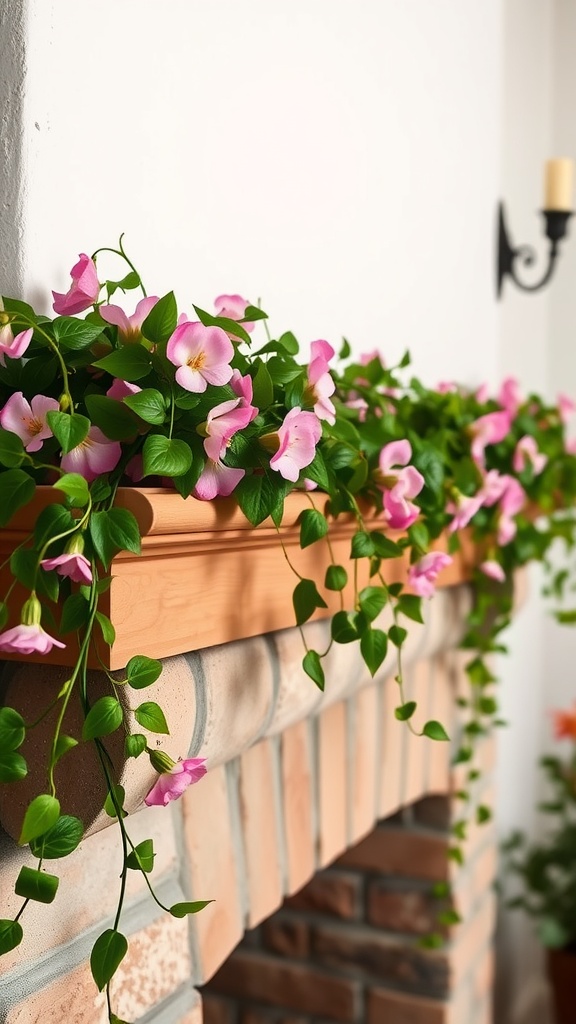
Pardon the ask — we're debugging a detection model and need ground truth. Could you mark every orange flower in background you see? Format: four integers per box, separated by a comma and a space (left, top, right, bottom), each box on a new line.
552, 704, 576, 740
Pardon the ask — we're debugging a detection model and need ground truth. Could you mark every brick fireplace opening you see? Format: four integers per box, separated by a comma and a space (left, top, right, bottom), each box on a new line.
201, 795, 496, 1024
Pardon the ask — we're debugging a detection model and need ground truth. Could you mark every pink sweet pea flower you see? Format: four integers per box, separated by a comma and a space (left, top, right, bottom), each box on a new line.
0, 391, 59, 452
479, 469, 509, 508
447, 491, 484, 533
230, 369, 257, 410
214, 294, 255, 337
496, 477, 526, 545
60, 426, 122, 482
437, 381, 458, 394
479, 560, 506, 583
106, 379, 142, 401
40, 553, 93, 585
377, 440, 424, 531
203, 398, 257, 461
360, 349, 383, 366
498, 377, 522, 416
345, 397, 368, 422
52, 253, 100, 315
166, 321, 234, 393
145, 757, 207, 807
512, 435, 547, 476
469, 411, 511, 467
558, 393, 575, 425
0, 326, 32, 366
475, 383, 491, 404
408, 552, 453, 598
268, 407, 322, 483
566, 438, 576, 455
100, 296, 159, 342
0, 623, 66, 655
306, 340, 336, 424
193, 460, 245, 500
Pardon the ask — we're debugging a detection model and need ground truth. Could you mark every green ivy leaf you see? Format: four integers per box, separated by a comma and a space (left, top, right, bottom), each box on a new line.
90, 929, 128, 991
19, 794, 60, 846
325, 564, 347, 591
0, 602, 7, 629
169, 900, 214, 918
53, 472, 90, 507
29, 815, 83, 859
302, 650, 325, 690
388, 625, 407, 647
125, 734, 147, 758
252, 360, 274, 409
370, 531, 403, 559
89, 508, 141, 570
350, 531, 375, 559
0, 920, 23, 955
0, 428, 25, 468
0, 751, 27, 782
93, 345, 152, 381
95, 611, 116, 645
46, 412, 90, 454
360, 628, 388, 676
243, 305, 268, 324
123, 389, 167, 425
476, 804, 492, 825
0, 707, 26, 750
304, 450, 330, 491
141, 291, 177, 344
84, 394, 139, 441
292, 578, 328, 625
51, 317, 103, 350
126, 655, 162, 689
126, 839, 155, 873
331, 610, 359, 644
142, 435, 192, 478
299, 508, 328, 548
104, 784, 127, 819
359, 586, 388, 622
193, 305, 252, 344
395, 701, 417, 722
53, 734, 78, 764
397, 594, 424, 624
0, 469, 35, 526
60, 593, 90, 634
82, 696, 123, 741
134, 702, 169, 734
422, 720, 450, 742
236, 473, 290, 527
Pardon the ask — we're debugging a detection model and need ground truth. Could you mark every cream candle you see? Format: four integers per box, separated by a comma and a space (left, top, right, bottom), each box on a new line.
544, 158, 574, 210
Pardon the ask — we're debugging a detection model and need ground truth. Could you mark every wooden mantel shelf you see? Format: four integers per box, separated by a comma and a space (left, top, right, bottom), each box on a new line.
0, 487, 477, 670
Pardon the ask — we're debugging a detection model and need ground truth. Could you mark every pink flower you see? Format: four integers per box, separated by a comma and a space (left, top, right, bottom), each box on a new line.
214, 294, 255, 337
100, 296, 159, 342
52, 253, 100, 315
0, 326, 32, 366
231, 369, 257, 410
470, 411, 511, 467
0, 623, 65, 654
447, 492, 484, 533
377, 440, 424, 531
268, 407, 322, 483
496, 477, 526, 545
166, 321, 234, 393
512, 435, 547, 476
144, 757, 207, 807
498, 377, 522, 416
408, 552, 453, 598
360, 349, 383, 366
479, 469, 509, 507
437, 381, 458, 394
0, 391, 59, 452
60, 426, 122, 482
479, 560, 506, 583
345, 397, 368, 422
475, 383, 491, 404
306, 340, 336, 424
193, 460, 245, 500
566, 438, 576, 455
106, 379, 142, 401
40, 553, 93, 585
203, 398, 257, 461
558, 393, 575, 425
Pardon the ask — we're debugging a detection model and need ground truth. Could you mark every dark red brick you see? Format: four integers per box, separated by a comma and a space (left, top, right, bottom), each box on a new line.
367, 881, 448, 937
263, 916, 310, 958
336, 825, 449, 882
202, 993, 236, 1024
285, 871, 361, 919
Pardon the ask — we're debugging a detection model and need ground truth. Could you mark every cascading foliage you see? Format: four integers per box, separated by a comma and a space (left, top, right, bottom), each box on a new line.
1, 239, 576, 1022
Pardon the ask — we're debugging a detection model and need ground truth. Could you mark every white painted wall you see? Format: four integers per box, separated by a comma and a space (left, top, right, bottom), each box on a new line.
4, 0, 503, 389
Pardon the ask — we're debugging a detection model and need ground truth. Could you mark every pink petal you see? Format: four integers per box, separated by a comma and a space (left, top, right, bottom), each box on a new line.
99, 304, 131, 332
379, 439, 412, 474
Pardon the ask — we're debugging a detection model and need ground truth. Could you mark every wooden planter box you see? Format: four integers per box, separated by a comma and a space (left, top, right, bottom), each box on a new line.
0, 487, 476, 670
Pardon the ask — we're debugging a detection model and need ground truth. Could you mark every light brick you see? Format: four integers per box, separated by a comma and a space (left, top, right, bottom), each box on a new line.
349, 684, 378, 843
208, 949, 359, 1021
282, 720, 315, 894
318, 701, 348, 866
239, 738, 283, 927
402, 661, 431, 807
426, 656, 453, 794
182, 764, 244, 982
379, 675, 405, 819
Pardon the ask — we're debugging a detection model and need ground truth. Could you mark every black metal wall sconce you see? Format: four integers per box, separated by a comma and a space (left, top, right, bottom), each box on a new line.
497, 158, 574, 298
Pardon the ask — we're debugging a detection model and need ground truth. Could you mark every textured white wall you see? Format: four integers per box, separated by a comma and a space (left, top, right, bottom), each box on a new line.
9, 0, 503, 389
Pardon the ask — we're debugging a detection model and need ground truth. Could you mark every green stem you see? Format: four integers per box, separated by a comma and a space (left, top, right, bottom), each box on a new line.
91, 237, 147, 298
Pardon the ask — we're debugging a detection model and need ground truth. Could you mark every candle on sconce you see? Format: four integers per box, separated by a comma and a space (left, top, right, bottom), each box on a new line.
544, 158, 574, 210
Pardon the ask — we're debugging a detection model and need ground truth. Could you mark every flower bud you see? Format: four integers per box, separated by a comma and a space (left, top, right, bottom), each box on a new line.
66, 533, 85, 556
148, 749, 176, 774
59, 392, 71, 411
